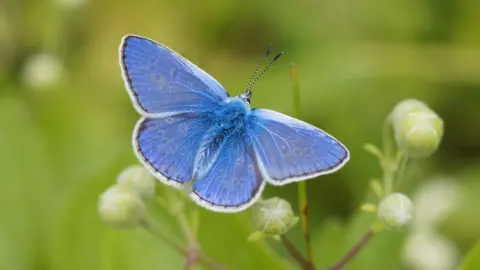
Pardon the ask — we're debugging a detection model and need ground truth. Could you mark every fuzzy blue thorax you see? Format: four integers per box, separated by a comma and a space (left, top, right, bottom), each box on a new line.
192, 96, 251, 179
215, 96, 251, 130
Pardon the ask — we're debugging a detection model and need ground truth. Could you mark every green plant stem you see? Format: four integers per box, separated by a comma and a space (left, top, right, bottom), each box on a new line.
141, 220, 228, 270
281, 235, 317, 270
297, 181, 312, 260
178, 211, 197, 245
291, 64, 301, 117
329, 228, 376, 270
384, 166, 394, 196
395, 153, 409, 191
290, 63, 314, 263
141, 220, 186, 255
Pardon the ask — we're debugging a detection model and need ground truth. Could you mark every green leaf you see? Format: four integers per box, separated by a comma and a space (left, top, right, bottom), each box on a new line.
0, 98, 52, 270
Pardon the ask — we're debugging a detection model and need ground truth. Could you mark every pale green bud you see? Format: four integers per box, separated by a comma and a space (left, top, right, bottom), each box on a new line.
391, 99, 429, 125
117, 165, 155, 199
391, 99, 444, 158
361, 203, 377, 213
247, 231, 265, 242
98, 185, 146, 229
252, 197, 299, 235
378, 193, 414, 229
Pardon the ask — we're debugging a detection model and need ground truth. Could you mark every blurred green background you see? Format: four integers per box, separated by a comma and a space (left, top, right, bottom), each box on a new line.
1, 0, 479, 269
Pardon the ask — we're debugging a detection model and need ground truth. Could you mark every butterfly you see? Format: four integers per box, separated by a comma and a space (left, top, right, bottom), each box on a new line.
119, 35, 349, 213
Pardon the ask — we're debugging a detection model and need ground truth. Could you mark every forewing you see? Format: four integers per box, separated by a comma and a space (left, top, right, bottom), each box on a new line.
249, 109, 349, 185
190, 134, 265, 212
120, 35, 228, 116
133, 113, 214, 187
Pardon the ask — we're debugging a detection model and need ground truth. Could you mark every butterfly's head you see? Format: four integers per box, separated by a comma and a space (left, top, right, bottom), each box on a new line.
239, 89, 252, 104
240, 46, 283, 104
223, 96, 251, 113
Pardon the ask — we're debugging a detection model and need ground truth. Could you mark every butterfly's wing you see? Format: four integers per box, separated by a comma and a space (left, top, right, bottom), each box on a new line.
190, 134, 265, 212
248, 109, 349, 185
120, 35, 228, 117
133, 113, 214, 187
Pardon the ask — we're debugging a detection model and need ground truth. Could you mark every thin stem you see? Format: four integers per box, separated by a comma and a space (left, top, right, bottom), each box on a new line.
178, 211, 197, 244
329, 228, 376, 270
281, 235, 317, 270
183, 244, 200, 270
291, 64, 302, 117
290, 63, 313, 262
141, 220, 228, 270
384, 167, 394, 196
158, 191, 227, 270
395, 153, 409, 192
297, 181, 312, 260
141, 220, 186, 255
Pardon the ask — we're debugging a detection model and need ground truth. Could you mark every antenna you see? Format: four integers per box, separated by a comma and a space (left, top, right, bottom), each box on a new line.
240, 46, 283, 103
244, 44, 274, 91
249, 51, 283, 88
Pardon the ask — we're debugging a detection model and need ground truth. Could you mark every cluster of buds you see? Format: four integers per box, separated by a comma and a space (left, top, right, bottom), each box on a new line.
364, 99, 444, 230
98, 165, 156, 229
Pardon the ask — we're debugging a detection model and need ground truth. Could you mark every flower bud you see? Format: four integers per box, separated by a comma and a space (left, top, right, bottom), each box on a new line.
378, 193, 414, 229
390, 99, 429, 125
252, 197, 299, 235
391, 99, 444, 158
247, 231, 265, 242
98, 185, 146, 229
361, 203, 377, 213
116, 165, 155, 199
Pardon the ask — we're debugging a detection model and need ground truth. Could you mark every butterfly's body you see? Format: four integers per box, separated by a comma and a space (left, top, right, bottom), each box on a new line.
192, 96, 251, 179
120, 35, 349, 212
213, 96, 251, 134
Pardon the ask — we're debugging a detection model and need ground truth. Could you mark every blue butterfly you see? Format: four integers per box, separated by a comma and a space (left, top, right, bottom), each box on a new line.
119, 35, 349, 213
